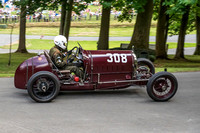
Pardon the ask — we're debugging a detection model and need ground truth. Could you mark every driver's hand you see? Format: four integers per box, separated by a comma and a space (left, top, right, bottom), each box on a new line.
62, 52, 67, 58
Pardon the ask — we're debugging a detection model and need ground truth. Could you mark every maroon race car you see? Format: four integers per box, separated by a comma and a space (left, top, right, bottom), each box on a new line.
14, 44, 178, 102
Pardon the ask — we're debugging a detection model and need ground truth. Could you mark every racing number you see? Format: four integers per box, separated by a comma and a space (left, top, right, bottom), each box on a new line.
106, 53, 127, 63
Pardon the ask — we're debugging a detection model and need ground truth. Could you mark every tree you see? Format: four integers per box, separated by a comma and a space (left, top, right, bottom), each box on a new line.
128, 0, 154, 50
194, 0, 200, 55
155, 0, 169, 59
164, 0, 198, 59
14, 0, 56, 53
194, 14, 200, 55
59, 0, 67, 35
16, 0, 27, 53
175, 5, 190, 59
63, 0, 73, 42
97, 0, 149, 50
97, 1, 111, 50
61, 0, 91, 41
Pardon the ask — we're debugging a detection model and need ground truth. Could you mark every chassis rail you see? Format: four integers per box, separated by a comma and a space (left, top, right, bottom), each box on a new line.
97, 73, 149, 84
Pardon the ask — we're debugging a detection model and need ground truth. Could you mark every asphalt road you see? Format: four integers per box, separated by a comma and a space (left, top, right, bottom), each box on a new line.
0, 72, 200, 133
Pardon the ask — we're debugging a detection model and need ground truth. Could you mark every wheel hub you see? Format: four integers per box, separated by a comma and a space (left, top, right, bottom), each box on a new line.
37, 79, 49, 92
154, 79, 167, 92
162, 85, 167, 91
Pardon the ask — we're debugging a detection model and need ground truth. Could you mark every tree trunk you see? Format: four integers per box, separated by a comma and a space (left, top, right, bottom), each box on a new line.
128, 0, 153, 50
64, 0, 73, 42
156, 0, 168, 59
194, 14, 200, 55
97, 6, 111, 50
16, 4, 27, 53
59, 0, 67, 35
164, 14, 170, 45
175, 6, 190, 59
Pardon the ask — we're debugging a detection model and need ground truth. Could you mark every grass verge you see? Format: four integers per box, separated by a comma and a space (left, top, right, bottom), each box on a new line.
1, 40, 128, 50
0, 53, 36, 77
0, 39, 196, 50
0, 27, 158, 37
155, 55, 200, 73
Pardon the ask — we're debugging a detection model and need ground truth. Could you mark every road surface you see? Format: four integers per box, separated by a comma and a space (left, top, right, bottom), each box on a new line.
0, 72, 199, 133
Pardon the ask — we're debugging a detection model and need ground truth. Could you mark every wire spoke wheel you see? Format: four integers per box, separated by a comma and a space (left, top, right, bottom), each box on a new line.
152, 78, 173, 98
27, 71, 60, 103
32, 77, 55, 100
147, 72, 178, 102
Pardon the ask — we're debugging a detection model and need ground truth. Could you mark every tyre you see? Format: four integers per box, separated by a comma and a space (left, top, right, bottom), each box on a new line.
138, 58, 155, 74
27, 71, 60, 103
147, 72, 178, 102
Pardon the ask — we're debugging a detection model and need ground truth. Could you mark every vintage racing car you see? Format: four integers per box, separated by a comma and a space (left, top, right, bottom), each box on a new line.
14, 44, 178, 102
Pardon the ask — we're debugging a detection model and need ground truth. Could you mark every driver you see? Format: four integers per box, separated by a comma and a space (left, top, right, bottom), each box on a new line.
49, 35, 83, 79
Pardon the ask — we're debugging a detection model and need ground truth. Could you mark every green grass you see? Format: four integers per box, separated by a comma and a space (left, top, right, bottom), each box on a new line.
149, 42, 196, 49
155, 55, 200, 73
0, 27, 159, 37
167, 42, 196, 49
0, 39, 129, 50
0, 39, 196, 50
0, 53, 36, 77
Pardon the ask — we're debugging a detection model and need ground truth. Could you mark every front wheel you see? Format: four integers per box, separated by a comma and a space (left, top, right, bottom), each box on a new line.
27, 71, 60, 103
147, 72, 178, 102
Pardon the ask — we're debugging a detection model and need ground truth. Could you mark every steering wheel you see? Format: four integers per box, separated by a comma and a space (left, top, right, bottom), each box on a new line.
67, 47, 79, 63
77, 42, 83, 49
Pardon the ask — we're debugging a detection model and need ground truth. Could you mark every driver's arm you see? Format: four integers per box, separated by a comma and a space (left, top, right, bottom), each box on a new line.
53, 54, 66, 68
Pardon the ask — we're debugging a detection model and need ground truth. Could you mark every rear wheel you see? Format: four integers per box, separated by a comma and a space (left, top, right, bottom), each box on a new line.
27, 71, 60, 103
147, 72, 178, 102
138, 58, 155, 74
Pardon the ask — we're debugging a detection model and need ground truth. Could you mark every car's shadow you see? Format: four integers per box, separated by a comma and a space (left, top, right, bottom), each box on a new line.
58, 87, 147, 100
15, 86, 154, 103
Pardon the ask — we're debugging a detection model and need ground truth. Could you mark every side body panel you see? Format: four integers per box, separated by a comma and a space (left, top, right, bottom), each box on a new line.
82, 50, 135, 89
14, 55, 52, 89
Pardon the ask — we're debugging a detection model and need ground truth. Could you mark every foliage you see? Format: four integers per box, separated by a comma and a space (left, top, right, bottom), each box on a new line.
13, 0, 93, 15
73, 2, 88, 15
152, 0, 162, 21
153, 0, 199, 36
92, 0, 148, 22
100, 0, 112, 8
14, 0, 57, 15
0, 1, 2, 8
61, 0, 95, 15
163, 0, 198, 36
113, 0, 147, 22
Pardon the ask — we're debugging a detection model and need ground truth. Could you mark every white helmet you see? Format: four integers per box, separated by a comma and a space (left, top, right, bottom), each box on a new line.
54, 35, 67, 50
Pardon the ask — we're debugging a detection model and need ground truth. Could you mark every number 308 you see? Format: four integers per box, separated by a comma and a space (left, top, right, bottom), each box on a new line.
106, 53, 127, 63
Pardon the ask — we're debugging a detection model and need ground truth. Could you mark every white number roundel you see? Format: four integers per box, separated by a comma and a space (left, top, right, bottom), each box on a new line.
106, 53, 127, 63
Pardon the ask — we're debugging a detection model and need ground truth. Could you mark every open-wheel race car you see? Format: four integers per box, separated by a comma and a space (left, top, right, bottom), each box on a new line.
14, 43, 178, 102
